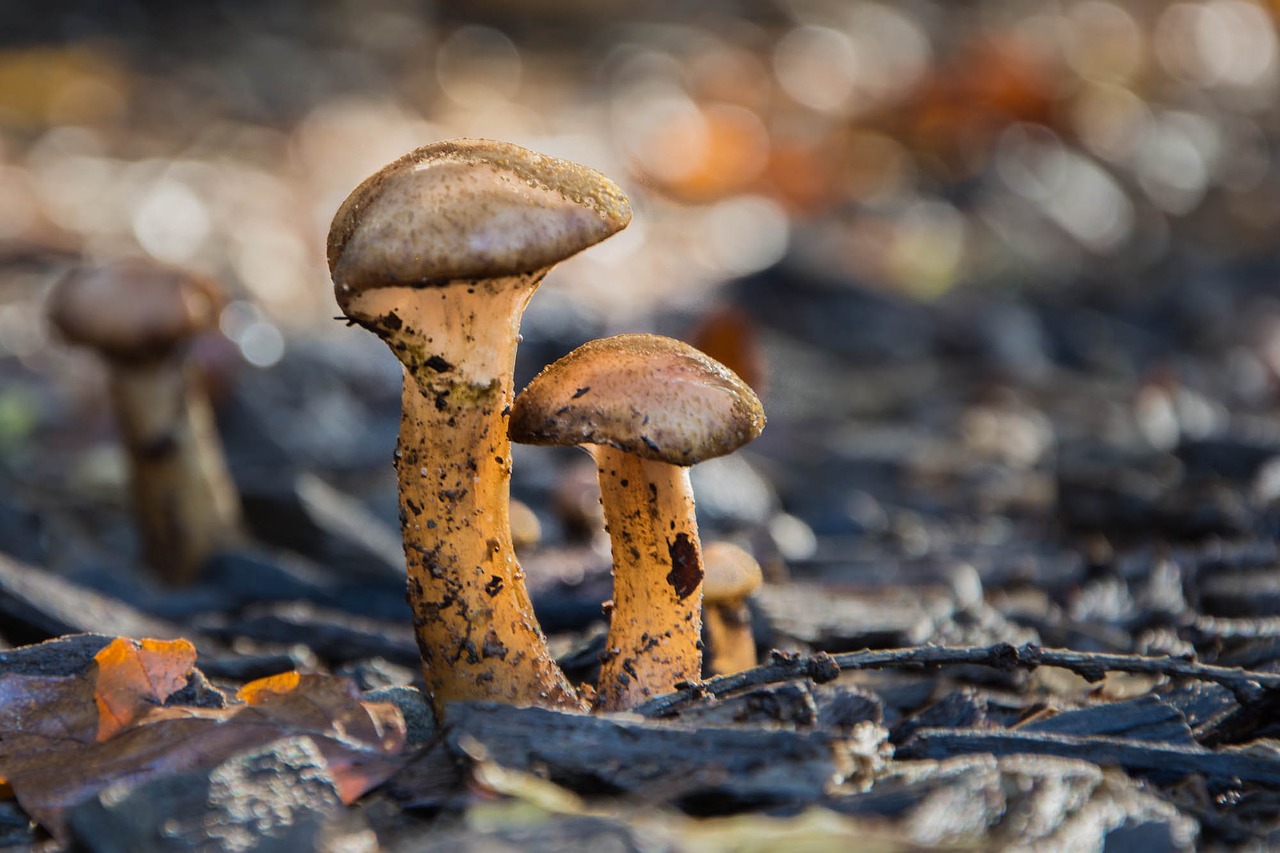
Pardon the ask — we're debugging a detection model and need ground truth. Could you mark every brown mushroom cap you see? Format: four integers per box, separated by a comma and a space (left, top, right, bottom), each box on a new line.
328, 138, 632, 293
48, 260, 221, 362
701, 541, 763, 602
510, 334, 765, 466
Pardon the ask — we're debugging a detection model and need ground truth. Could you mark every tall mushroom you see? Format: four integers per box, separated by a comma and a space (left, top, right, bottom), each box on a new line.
47, 259, 244, 584
327, 139, 631, 712
509, 334, 765, 710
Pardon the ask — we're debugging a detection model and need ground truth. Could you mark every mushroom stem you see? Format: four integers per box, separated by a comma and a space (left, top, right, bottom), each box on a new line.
699, 541, 762, 676
593, 445, 704, 711
107, 358, 243, 584
703, 603, 756, 675
341, 273, 583, 712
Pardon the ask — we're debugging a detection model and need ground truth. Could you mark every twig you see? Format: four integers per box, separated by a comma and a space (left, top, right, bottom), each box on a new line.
635, 642, 1280, 717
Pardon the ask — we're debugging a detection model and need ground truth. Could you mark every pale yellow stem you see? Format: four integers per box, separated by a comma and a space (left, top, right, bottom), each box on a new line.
341, 273, 582, 713
594, 446, 704, 710
109, 359, 244, 584
703, 602, 756, 676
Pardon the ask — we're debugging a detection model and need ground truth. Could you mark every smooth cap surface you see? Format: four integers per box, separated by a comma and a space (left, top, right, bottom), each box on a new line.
328, 138, 632, 292
48, 260, 221, 361
510, 334, 765, 466
701, 541, 763, 602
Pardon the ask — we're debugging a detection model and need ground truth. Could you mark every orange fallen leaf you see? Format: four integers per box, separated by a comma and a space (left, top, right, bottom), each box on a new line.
237, 669, 302, 704
93, 637, 197, 740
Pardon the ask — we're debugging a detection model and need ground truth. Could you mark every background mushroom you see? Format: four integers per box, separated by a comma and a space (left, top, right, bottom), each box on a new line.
700, 541, 764, 676
46, 259, 244, 585
328, 138, 631, 712
509, 333, 765, 710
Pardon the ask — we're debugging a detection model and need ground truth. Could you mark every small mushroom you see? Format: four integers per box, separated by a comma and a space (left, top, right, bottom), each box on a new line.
700, 541, 763, 676
552, 456, 609, 545
509, 334, 765, 710
328, 139, 630, 712
47, 259, 244, 584
508, 497, 542, 553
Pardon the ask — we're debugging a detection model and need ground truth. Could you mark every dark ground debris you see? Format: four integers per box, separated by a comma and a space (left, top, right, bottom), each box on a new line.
6, 0, 1280, 849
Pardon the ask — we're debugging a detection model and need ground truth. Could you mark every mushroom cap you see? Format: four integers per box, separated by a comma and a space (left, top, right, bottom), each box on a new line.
510, 334, 765, 466
47, 259, 222, 362
701, 541, 763, 602
328, 138, 632, 292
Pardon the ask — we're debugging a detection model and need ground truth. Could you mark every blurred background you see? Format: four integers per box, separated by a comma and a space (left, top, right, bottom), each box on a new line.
3, 0, 1280, 599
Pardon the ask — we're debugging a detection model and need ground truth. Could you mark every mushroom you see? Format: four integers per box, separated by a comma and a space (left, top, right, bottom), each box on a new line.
47, 259, 244, 584
509, 334, 765, 710
508, 497, 542, 553
700, 541, 763, 676
327, 139, 630, 712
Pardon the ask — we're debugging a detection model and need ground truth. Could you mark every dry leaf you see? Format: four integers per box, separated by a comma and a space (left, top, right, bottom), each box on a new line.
93, 637, 197, 740
687, 306, 766, 396
237, 670, 302, 703
0, 634, 406, 842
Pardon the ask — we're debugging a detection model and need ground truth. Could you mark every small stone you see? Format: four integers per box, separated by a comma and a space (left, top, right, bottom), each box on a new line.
66, 736, 375, 852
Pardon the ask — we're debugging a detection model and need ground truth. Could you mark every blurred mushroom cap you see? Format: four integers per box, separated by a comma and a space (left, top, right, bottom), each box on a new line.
328, 138, 632, 292
48, 259, 222, 362
510, 334, 765, 466
701, 541, 763, 602
508, 497, 543, 552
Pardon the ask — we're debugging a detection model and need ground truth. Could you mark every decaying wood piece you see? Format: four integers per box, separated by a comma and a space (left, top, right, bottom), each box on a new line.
0, 555, 192, 647
1192, 689, 1280, 748
897, 729, 1280, 786
827, 754, 1197, 850
662, 682, 884, 732
0, 632, 117, 675
198, 601, 420, 668
412, 701, 887, 810
665, 682, 819, 728
1019, 694, 1198, 745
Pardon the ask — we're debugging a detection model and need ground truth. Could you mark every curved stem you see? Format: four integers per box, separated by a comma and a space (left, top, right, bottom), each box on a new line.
594, 446, 704, 710
109, 359, 243, 584
343, 275, 582, 713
